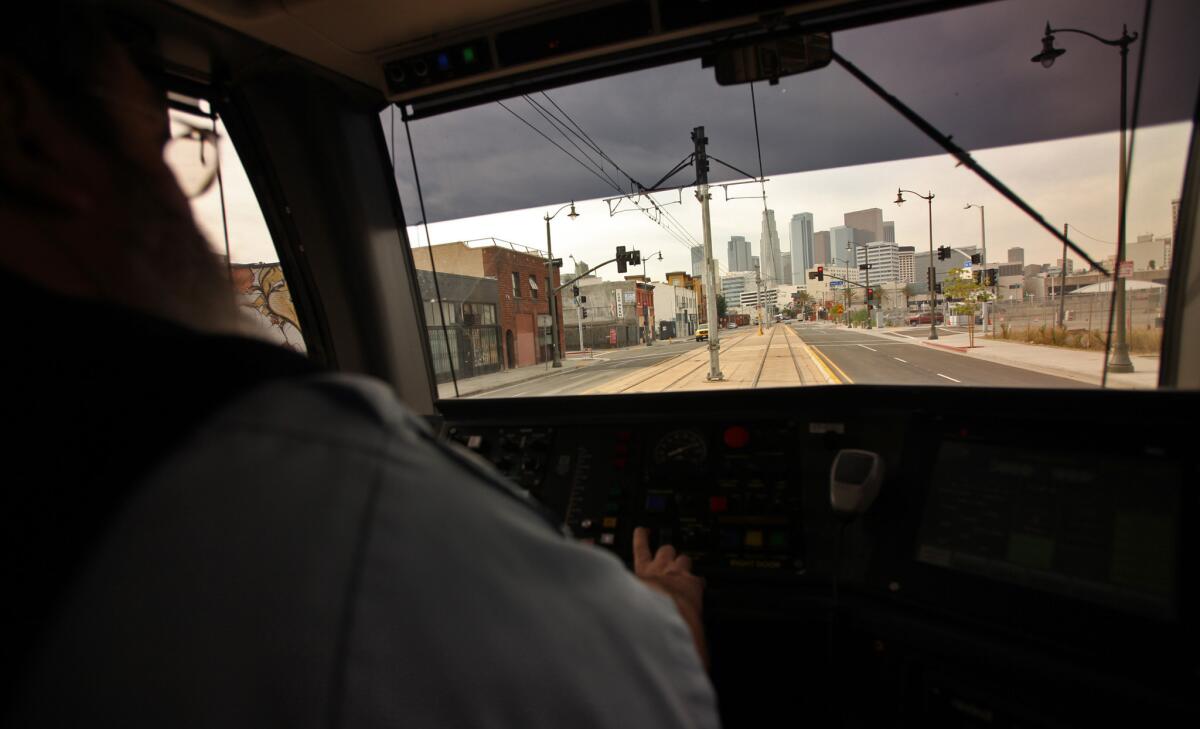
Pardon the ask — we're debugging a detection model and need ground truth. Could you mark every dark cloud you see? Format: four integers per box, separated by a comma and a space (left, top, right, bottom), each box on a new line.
389, 0, 1198, 224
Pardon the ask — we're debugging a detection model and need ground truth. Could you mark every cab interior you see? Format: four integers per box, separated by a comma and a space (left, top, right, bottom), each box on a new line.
44, 0, 1200, 726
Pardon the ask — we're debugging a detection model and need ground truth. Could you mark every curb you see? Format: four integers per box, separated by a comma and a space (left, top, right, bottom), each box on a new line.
448, 360, 595, 398
921, 341, 970, 354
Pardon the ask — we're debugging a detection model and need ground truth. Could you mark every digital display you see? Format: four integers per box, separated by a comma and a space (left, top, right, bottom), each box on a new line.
916, 442, 1179, 619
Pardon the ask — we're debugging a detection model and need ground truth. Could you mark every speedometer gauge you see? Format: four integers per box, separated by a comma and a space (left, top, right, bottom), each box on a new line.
653, 430, 708, 465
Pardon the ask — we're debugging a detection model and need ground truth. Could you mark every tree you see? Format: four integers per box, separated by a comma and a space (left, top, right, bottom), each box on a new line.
943, 267, 992, 347
716, 294, 728, 319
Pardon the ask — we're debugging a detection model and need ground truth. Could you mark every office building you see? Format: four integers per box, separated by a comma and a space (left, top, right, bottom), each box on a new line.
861, 242, 900, 284
813, 231, 831, 265
759, 209, 784, 286
780, 253, 792, 284
883, 221, 895, 243
1008, 247, 1025, 265
727, 235, 752, 272
898, 246, 915, 283
789, 212, 815, 280
844, 207, 885, 242
829, 225, 856, 266
690, 245, 704, 277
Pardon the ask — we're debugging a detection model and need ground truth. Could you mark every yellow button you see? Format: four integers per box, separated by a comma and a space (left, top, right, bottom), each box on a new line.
744, 530, 764, 548
602, 517, 618, 529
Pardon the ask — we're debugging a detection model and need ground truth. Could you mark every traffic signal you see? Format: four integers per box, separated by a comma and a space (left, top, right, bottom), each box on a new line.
971, 253, 982, 264
629, 250, 641, 266
934, 283, 943, 294
580, 308, 588, 319
816, 266, 824, 281
973, 271, 983, 284
572, 285, 580, 299
986, 269, 998, 286
616, 245, 627, 273
580, 295, 587, 304
937, 245, 951, 261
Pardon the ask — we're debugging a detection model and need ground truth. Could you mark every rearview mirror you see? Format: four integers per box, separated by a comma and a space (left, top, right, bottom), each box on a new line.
704, 32, 833, 86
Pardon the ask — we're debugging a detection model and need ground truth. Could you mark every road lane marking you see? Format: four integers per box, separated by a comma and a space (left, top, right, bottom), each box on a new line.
810, 345, 854, 384
937, 373, 962, 382
857, 344, 878, 352
893, 357, 908, 363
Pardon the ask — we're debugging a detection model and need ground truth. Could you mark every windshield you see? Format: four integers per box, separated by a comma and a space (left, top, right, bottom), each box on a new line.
386, 0, 1197, 398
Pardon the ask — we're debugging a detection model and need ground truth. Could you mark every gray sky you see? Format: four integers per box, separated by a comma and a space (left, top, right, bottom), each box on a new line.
193, 0, 1197, 283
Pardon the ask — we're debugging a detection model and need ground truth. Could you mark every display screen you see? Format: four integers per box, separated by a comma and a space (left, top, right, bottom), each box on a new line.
916, 442, 1179, 619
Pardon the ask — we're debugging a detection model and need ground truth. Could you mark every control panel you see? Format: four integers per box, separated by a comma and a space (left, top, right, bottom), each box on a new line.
447, 420, 815, 579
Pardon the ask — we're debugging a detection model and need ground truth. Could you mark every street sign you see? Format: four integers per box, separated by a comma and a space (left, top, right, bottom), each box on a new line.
963, 259, 972, 269
1118, 260, 1134, 278
830, 280, 843, 288
550, 258, 563, 267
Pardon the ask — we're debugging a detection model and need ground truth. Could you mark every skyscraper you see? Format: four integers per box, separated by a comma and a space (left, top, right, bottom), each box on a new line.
813, 231, 831, 265
829, 225, 856, 266
883, 221, 895, 243
781, 253, 792, 284
844, 208, 885, 242
789, 212, 815, 283
759, 209, 784, 285
727, 235, 752, 272
690, 245, 705, 276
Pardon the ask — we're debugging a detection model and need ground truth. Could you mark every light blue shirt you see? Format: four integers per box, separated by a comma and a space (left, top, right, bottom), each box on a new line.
19, 375, 719, 728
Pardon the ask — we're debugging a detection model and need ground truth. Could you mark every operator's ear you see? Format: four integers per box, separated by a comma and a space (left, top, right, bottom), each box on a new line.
0, 60, 99, 215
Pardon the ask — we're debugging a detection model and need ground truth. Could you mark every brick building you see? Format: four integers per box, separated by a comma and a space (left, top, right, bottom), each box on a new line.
412, 241, 563, 369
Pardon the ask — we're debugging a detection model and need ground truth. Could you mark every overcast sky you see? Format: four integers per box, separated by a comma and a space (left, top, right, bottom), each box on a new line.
195, 0, 1197, 283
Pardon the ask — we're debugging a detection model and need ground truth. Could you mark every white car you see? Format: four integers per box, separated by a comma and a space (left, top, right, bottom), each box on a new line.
727, 323, 738, 329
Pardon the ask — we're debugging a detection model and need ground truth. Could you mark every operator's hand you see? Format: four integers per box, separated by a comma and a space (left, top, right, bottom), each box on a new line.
632, 526, 708, 669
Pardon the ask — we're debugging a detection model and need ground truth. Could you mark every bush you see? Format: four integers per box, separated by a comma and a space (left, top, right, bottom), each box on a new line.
997, 324, 1160, 354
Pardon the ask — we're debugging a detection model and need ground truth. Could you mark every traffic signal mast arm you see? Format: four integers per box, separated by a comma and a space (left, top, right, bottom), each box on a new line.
554, 248, 642, 294
810, 270, 870, 289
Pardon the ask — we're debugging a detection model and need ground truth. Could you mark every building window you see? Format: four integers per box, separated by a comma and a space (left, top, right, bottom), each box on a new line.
512, 272, 520, 298
529, 275, 539, 298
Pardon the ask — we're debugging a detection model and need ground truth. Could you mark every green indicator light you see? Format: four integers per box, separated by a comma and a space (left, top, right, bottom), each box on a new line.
462, 47, 476, 63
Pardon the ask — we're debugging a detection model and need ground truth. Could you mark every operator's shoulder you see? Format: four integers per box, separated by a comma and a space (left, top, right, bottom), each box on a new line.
204, 372, 433, 448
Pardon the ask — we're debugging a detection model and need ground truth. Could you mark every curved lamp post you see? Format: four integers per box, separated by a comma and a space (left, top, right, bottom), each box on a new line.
895, 188, 938, 340
544, 201, 578, 367
1033, 21, 1138, 372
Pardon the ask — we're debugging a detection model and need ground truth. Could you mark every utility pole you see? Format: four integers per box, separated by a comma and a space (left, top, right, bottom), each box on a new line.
755, 264, 764, 335
694, 126, 723, 381
860, 262, 873, 328
1060, 222, 1068, 329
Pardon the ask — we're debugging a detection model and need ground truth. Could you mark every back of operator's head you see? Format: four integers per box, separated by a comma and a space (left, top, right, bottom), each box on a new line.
0, 1, 246, 335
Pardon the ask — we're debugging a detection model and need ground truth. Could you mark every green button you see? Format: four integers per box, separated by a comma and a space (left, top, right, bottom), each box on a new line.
769, 531, 789, 548
462, 47, 476, 63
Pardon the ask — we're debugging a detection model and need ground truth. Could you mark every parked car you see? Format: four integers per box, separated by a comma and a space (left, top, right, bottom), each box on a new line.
727, 323, 738, 329
696, 326, 709, 341
908, 312, 945, 325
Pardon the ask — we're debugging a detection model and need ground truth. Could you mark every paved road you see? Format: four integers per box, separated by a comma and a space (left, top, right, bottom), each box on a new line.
795, 324, 1088, 387
471, 340, 708, 397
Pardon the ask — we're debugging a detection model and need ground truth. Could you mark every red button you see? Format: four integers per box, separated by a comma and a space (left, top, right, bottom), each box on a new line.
709, 496, 728, 513
723, 426, 750, 449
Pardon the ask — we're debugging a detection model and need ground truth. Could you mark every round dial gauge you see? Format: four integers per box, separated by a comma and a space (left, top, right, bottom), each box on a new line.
653, 430, 708, 465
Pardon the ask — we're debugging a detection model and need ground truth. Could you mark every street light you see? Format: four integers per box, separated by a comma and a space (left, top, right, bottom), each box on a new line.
896, 188, 938, 340
641, 251, 664, 345
1032, 20, 1138, 373
964, 203, 994, 338
544, 201, 579, 368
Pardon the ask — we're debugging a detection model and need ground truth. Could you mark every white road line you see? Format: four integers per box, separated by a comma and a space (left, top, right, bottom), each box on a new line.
857, 344, 878, 352
893, 357, 907, 363
937, 373, 962, 383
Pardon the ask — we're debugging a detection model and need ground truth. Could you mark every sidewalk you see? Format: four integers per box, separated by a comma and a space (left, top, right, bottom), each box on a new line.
435, 339, 699, 398
861, 326, 1160, 388
436, 357, 593, 398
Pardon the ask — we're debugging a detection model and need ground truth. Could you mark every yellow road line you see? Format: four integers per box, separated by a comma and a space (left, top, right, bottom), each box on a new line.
809, 345, 853, 384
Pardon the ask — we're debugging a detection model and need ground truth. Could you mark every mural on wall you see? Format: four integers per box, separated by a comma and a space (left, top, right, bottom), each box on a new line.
231, 263, 305, 353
